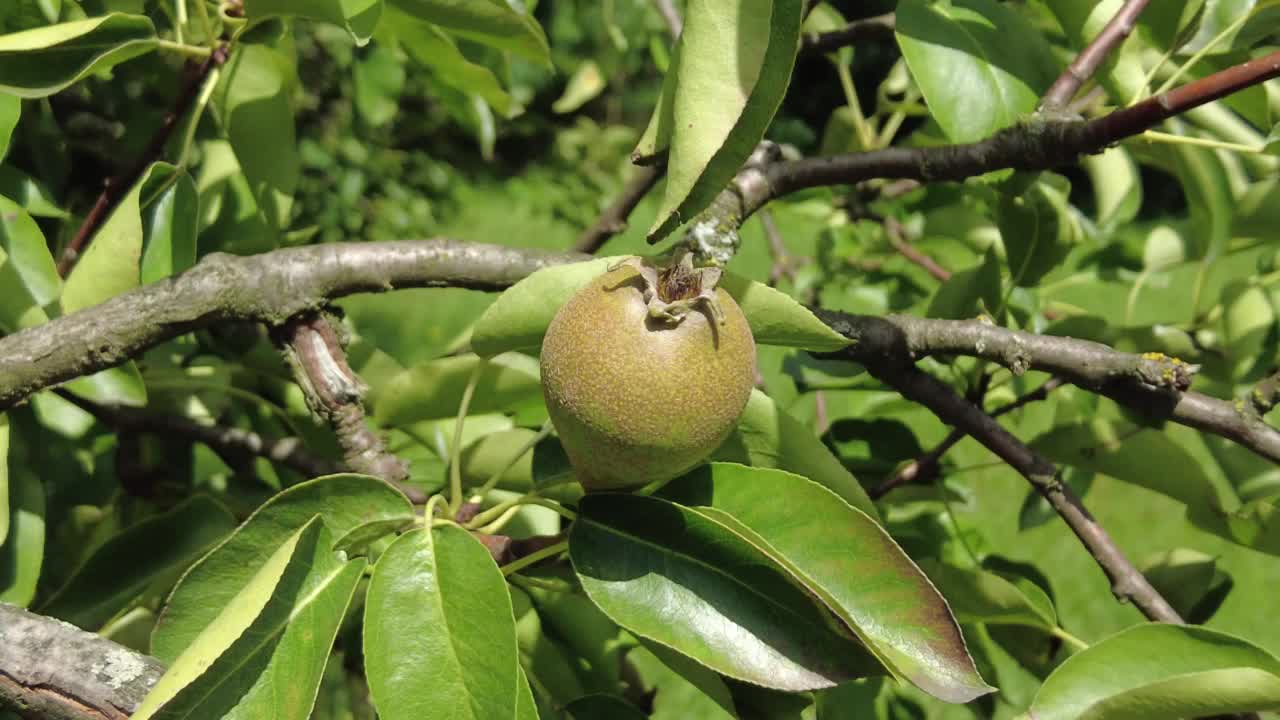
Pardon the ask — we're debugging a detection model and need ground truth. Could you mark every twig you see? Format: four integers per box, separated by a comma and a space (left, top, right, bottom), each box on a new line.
272, 313, 426, 502
1039, 0, 1151, 111
574, 165, 664, 253
864, 359, 1183, 623
759, 209, 799, 286
885, 216, 950, 282
800, 12, 896, 55
56, 391, 343, 480
872, 377, 1064, 498
649, 0, 682, 37
56, 43, 231, 277
0, 603, 164, 720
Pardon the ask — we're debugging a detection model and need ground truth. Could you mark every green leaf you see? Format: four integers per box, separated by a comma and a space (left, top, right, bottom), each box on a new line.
244, 0, 383, 45
371, 352, 542, 426
1022, 624, 1280, 720
571, 493, 882, 692
151, 474, 413, 663
659, 464, 992, 703
713, 389, 877, 518
140, 168, 198, 284
0, 13, 157, 97
632, 35, 680, 163
391, 11, 519, 117
39, 496, 236, 630
1140, 548, 1232, 623
386, 0, 550, 64
135, 517, 363, 720
63, 363, 147, 408
1082, 147, 1142, 228
1221, 280, 1274, 380
996, 174, 1081, 287
0, 93, 17, 160
459, 428, 574, 493
553, 60, 605, 115
0, 194, 59, 332
896, 0, 1055, 142
648, 0, 803, 241
0, 454, 43, 607
0, 164, 68, 218
471, 257, 850, 357
353, 43, 404, 127
927, 247, 1003, 320
565, 694, 649, 720
364, 525, 521, 720
219, 42, 300, 231
915, 560, 1056, 630
62, 163, 178, 313
627, 643, 737, 720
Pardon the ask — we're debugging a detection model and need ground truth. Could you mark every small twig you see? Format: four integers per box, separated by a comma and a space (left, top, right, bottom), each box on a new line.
864, 360, 1183, 623
1039, 0, 1151, 111
273, 313, 425, 503
872, 377, 1064, 498
800, 12, 896, 55
573, 165, 664, 254
55, 390, 343, 480
56, 43, 230, 277
649, 0, 682, 37
884, 216, 950, 282
759, 210, 798, 286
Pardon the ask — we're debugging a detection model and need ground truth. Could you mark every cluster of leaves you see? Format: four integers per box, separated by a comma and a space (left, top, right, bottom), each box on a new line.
2, 0, 1280, 719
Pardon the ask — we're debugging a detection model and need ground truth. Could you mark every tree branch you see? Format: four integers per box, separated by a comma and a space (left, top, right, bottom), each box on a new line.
574, 165, 664, 254
1039, 0, 1150, 111
56, 391, 343, 479
800, 12, 896, 55
0, 603, 162, 720
0, 239, 586, 411
885, 216, 950, 282
861, 356, 1184, 623
56, 43, 230, 277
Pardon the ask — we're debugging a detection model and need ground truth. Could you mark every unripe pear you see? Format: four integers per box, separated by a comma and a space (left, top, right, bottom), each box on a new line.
539, 257, 756, 490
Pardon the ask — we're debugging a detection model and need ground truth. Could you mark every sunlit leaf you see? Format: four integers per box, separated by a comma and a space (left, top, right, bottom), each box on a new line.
0, 14, 157, 97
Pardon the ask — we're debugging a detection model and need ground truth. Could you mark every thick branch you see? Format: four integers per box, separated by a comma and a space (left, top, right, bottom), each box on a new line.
0, 603, 163, 720
1039, 0, 1150, 110
863, 358, 1183, 623
57, 43, 230, 277
0, 239, 586, 410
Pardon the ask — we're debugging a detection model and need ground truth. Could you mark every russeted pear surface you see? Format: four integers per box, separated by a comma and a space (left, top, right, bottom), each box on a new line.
539, 259, 756, 490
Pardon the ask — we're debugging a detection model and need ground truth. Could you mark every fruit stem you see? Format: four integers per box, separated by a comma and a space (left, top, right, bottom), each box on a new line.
500, 540, 569, 577
471, 419, 553, 500
447, 359, 486, 516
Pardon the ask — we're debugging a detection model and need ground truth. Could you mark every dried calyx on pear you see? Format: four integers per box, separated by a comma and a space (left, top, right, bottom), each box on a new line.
539, 252, 756, 490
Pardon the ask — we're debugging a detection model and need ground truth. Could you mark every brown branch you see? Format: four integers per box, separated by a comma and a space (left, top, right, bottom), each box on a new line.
885, 216, 950, 282
56, 43, 230, 277
801, 12, 896, 55
872, 377, 1064, 499
724, 50, 1280, 219
1039, 0, 1151, 111
0, 603, 163, 720
759, 209, 800, 286
56, 391, 343, 479
573, 165, 664, 254
0, 239, 586, 411
862, 356, 1183, 623
272, 313, 425, 502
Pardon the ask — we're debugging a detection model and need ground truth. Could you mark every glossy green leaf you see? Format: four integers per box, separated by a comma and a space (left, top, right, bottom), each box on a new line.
521, 584, 630, 697
713, 389, 877, 517
152, 474, 413, 663
1083, 147, 1142, 228
916, 560, 1056, 630
516, 665, 539, 720
63, 363, 147, 408
0, 194, 59, 332
0, 13, 157, 97
1141, 548, 1232, 623
927, 248, 1002, 320
632, 36, 680, 163
0, 164, 68, 218
571, 493, 882, 692
1221, 280, 1274, 379
0, 456, 42, 607
364, 525, 521, 720
40, 496, 236, 630
511, 585, 587, 705
0, 93, 17, 160
1022, 624, 1280, 720
386, 0, 550, 63
0, 414, 7, 546
896, 0, 1056, 143
245, 0, 382, 45
1180, 0, 1259, 54
353, 43, 404, 127
471, 257, 850, 357
996, 174, 1081, 287
62, 163, 178, 313
372, 352, 542, 426
219, 43, 299, 231
660, 464, 992, 703
135, 517, 363, 720
459, 429, 574, 493
392, 11, 519, 117
140, 168, 198, 284
648, 0, 803, 241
